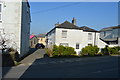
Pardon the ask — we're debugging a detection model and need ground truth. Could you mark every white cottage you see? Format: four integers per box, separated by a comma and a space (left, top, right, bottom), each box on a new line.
46, 18, 107, 55
0, 0, 31, 57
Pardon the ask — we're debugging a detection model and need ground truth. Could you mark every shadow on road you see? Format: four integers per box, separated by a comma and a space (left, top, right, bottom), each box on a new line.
20, 55, 119, 78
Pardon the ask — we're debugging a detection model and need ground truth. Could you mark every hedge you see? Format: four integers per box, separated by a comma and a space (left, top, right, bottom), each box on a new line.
46, 45, 76, 57
81, 45, 99, 56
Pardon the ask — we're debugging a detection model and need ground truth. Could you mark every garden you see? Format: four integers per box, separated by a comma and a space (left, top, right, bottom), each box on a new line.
46, 45, 120, 58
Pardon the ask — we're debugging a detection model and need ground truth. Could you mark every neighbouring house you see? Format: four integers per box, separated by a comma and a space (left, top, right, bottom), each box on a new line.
37, 34, 46, 46
46, 18, 107, 55
100, 26, 120, 47
0, 0, 31, 57
30, 34, 38, 48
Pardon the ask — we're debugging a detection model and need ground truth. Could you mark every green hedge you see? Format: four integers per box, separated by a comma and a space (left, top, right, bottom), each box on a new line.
101, 46, 120, 55
81, 45, 99, 56
46, 45, 76, 57
53, 45, 76, 57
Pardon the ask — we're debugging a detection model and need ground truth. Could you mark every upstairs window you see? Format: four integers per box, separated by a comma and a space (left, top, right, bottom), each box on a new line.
0, 3, 2, 21
62, 30, 67, 38
88, 33, 92, 40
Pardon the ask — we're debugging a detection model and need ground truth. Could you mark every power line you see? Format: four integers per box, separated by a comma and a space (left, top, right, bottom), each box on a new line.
31, 2, 81, 14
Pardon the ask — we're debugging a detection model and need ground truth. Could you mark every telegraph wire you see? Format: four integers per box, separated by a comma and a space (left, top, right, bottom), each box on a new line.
31, 2, 81, 14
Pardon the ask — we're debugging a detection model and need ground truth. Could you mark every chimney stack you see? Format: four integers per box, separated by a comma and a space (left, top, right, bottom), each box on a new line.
55, 22, 60, 27
72, 17, 76, 25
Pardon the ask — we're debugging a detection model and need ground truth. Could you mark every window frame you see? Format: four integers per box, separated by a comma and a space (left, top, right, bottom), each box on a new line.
62, 30, 67, 38
76, 43, 79, 49
88, 33, 92, 40
60, 43, 69, 46
0, 3, 3, 21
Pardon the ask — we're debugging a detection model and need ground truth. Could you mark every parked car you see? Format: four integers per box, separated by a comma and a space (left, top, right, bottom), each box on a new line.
35, 43, 45, 49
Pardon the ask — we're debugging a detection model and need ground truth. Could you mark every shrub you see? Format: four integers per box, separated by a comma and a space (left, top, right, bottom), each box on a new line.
47, 45, 76, 57
81, 45, 99, 56
101, 46, 120, 55
45, 48, 53, 57
101, 45, 109, 55
108, 46, 120, 55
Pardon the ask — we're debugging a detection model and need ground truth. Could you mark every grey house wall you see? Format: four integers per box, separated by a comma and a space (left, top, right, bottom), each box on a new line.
20, 2, 31, 57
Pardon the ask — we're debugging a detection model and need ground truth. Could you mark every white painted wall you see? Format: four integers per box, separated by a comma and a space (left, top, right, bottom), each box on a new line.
47, 28, 107, 55
46, 29, 56, 49
0, 1, 31, 57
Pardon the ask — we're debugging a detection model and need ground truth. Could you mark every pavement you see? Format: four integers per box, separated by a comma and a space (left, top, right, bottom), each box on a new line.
2, 49, 45, 79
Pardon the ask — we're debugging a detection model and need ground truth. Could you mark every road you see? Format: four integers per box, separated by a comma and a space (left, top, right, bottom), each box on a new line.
19, 51, 119, 78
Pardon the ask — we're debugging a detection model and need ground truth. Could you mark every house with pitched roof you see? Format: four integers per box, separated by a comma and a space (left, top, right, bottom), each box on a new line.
46, 18, 107, 55
30, 34, 38, 48
37, 34, 46, 46
100, 26, 120, 47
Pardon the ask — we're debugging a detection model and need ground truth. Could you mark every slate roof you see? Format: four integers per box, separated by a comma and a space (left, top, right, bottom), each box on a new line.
37, 34, 46, 38
46, 21, 99, 35
100, 25, 120, 31
79, 26, 98, 32
56, 21, 98, 32
56, 21, 81, 30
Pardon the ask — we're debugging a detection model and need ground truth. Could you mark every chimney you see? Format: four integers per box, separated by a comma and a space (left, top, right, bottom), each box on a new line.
55, 22, 60, 27
72, 17, 76, 25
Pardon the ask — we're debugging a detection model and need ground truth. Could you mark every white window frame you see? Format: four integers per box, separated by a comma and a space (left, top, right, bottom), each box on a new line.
88, 33, 92, 40
60, 43, 69, 46
0, 3, 3, 21
76, 43, 79, 49
62, 30, 67, 38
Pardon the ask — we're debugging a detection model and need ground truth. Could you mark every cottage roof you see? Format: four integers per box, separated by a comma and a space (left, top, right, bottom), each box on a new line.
100, 25, 120, 31
56, 21, 81, 30
56, 21, 98, 32
46, 21, 99, 35
30, 35, 35, 39
37, 34, 46, 38
79, 26, 98, 32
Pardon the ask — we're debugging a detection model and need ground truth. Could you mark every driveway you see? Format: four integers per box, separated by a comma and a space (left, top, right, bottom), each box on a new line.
20, 56, 119, 78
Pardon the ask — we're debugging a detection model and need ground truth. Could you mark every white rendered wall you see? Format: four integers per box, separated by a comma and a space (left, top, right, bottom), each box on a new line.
2, 1, 22, 54
0, 1, 30, 57
55, 28, 107, 55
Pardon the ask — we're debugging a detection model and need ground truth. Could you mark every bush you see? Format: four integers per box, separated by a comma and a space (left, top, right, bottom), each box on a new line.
81, 45, 99, 56
101, 46, 120, 55
2, 48, 20, 66
45, 48, 53, 57
46, 45, 76, 57
108, 46, 120, 55
101, 45, 109, 55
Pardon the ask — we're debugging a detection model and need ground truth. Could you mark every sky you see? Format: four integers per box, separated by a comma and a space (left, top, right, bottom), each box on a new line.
29, 2, 118, 35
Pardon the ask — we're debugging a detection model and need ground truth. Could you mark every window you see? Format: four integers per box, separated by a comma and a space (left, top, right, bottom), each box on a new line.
0, 3, 2, 21
62, 30, 67, 38
76, 43, 79, 49
60, 43, 69, 46
41, 38, 43, 41
88, 33, 92, 40
88, 44, 92, 46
